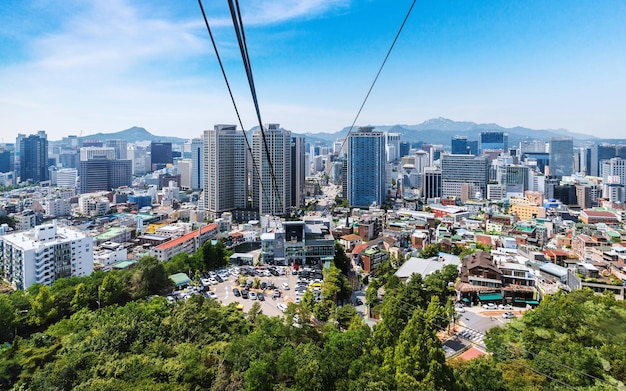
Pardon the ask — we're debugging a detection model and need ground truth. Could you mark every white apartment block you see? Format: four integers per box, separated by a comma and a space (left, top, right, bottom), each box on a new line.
45, 198, 72, 217
78, 193, 111, 217
0, 222, 93, 290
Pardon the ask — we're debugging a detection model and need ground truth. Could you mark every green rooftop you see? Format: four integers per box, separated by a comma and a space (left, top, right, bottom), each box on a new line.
95, 227, 126, 241
169, 273, 191, 287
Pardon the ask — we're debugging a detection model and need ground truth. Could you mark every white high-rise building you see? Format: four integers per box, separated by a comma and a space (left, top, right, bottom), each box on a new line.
203, 125, 248, 218
252, 124, 291, 216
177, 159, 192, 190
0, 222, 93, 290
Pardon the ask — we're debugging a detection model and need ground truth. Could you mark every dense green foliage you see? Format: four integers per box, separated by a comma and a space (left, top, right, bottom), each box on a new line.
2, 238, 625, 390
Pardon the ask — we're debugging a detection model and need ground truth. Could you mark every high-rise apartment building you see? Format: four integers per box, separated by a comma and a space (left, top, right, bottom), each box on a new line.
441, 154, 489, 199
347, 126, 386, 208
0, 222, 93, 290
203, 125, 248, 218
290, 136, 306, 208
19, 131, 49, 184
252, 124, 291, 216
548, 137, 574, 177
601, 158, 626, 187
80, 157, 132, 194
385, 132, 401, 162
150, 142, 173, 171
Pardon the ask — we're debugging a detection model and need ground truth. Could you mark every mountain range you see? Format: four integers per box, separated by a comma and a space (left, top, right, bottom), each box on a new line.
69, 118, 622, 146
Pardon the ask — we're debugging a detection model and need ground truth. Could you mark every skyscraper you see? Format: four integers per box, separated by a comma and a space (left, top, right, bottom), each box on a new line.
190, 138, 203, 190
203, 125, 248, 218
80, 157, 132, 194
479, 131, 508, 153
549, 137, 574, 177
441, 154, 489, 199
19, 131, 49, 184
347, 126, 386, 208
252, 124, 291, 216
105, 139, 128, 160
150, 142, 173, 171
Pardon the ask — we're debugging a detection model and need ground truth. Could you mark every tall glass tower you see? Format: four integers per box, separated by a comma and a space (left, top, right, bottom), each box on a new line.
549, 137, 574, 177
19, 131, 48, 184
347, 126, 386, 208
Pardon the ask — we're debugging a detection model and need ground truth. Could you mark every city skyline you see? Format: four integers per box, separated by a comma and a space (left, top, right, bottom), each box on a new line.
1, 0, 625, 142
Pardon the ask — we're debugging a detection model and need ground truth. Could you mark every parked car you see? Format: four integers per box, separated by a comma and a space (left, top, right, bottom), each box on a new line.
273, 289, 281, 299
241, 289, 249, 299
295, 296, 301, 304
281, 282, 290, 290
498, 304, 513, 310
204, 291, 218, 300
502, 311, 516, 319
257, 293, 265, 301
260, 282, 267, 290
482, 303, 497, 310
233, 288, 241, 297
249, 291, 257, 300
277, 303, 288, 312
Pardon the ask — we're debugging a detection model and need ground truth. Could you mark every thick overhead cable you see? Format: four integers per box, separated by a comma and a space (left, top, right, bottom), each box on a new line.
196, 0, 272, 209
227, 0, 284, 215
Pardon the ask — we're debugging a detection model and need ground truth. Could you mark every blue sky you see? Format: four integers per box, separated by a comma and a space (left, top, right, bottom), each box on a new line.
1, 0, 625, 142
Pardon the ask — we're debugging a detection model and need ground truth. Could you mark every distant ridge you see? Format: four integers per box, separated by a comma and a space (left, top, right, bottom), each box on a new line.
77, 126, 187, 144
299, 117, 606, 146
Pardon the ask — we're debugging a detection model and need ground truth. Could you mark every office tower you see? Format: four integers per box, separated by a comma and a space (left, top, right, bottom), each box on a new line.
0, 149, 12, 172
346, 126, 386, 208
386, 132, 401, 162
61, 135, 79, 150
590, 144, 625, 177
177, 159, 192, 189
451, 136, 470, 154
252, 124, 291, 216
81, 140, 103, 147
601, 158, 626, 187
80, 157, 132, 193
150, 142, 173, 171
479, 131, 508, 153
58, 151, 80, 171
105, 139, 128, 160
603, 176, 625, 203
519, 140, 547, 154
422, 167, 442, 199
56, 168, 78, 188
549, 137, 574, 177
441, 154, 489, 199
128, 145, 148, 176
290, 136, 306, 208
19, 131, 49, 184
0, 222, 93, 290
190, 138, 203, 190
399, 141, 410, 158
80, 147, 116, 161
496, 164, 529, 191
203, 125, 248, 217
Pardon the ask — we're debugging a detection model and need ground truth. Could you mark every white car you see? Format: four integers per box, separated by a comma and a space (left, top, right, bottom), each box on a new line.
249, 292, 257, 300
482, 303, 497, 310
281, 282, 290, 290
502, 311, 516, 319
456, 305, 465, 313
277, 303, 287, 312
498, 304, 513, 310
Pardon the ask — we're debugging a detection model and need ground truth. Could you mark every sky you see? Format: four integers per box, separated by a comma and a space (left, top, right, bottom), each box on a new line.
1, 0, 625, 142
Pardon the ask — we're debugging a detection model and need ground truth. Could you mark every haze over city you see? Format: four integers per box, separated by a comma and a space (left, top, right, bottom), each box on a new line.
1, 0, 625, 142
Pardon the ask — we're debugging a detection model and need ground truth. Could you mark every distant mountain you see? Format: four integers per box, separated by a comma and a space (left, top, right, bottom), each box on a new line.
78, 127, 187, 144
300, 118, 605, 147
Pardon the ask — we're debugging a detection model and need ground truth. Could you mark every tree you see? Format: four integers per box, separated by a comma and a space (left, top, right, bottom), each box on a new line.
334, 242, 351, 276
0, 295, 16, 342
29, 285, 58, 326
99, 272, 125, 306
131, 256, 172, 298
70, 283, 90, 312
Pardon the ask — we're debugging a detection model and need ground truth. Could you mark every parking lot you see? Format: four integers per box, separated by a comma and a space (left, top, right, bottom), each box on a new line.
187, 265, 324, 318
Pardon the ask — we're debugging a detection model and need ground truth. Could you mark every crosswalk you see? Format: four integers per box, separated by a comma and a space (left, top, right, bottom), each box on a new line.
457, 329, 484, 346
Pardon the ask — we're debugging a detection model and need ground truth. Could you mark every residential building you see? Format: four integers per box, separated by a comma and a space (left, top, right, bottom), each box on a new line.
0, 222, 93, 290
347, 126, 386, 208
203, 125, 248, 219
252, 124, 291, 216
